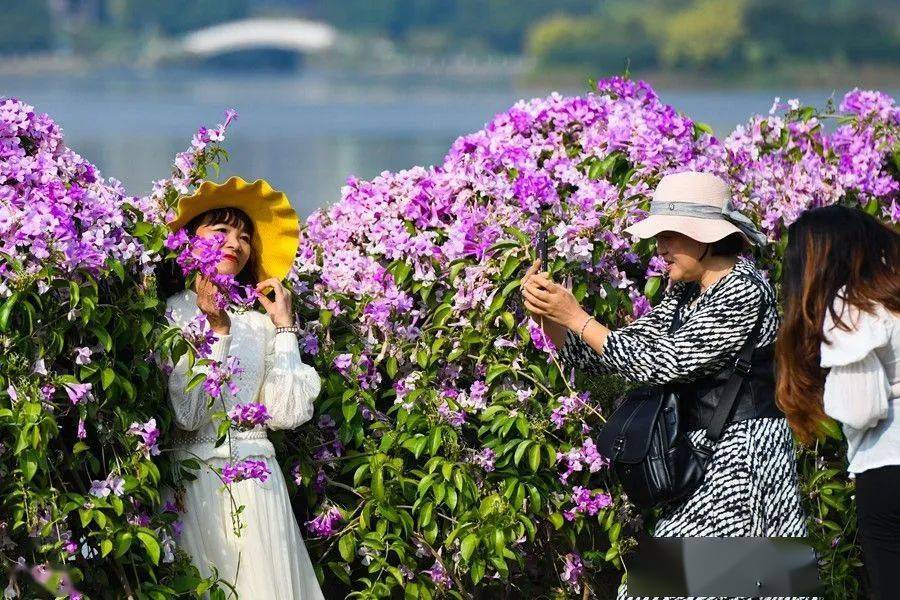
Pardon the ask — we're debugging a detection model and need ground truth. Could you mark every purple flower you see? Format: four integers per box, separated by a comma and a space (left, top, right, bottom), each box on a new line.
333, 353, 353, 376
423, 560, 452, 588
203, 355, 243, 398
73, 346, 92, 365
227, 402, 271, 429
76, 418, 87, 440
302, 333, 319, 355
89, 474, 124, 498
182, 313, 217, 358
305, 506, 343, 537
528, 317, 556, 354
561, 552, 583, 592
645, 255, 668, 278
437, 402, 465, 427
473, 447, 496, 472
221, 458, 270, 485
550, 391, 590, 429
63, 382, 93, 405
128, 418, 161, 457
563, 487, 612, 521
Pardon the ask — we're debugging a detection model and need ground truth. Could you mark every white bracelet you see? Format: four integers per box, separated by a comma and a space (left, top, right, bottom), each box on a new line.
275, 325, 299, 336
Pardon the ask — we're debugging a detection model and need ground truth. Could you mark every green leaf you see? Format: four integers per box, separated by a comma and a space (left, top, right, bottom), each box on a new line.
101, 367, 116, 390
385, 356, 398, 378
338, 534, 356, 562
643, 276, 661, 298
371, 468, 385, 500
548, 513, 564, 530
513, 440, 532, 466
0, 293, 18, 331
137, 531, 161, 565
818, 417, 843, 441
114, 532, 134, 558
461, 533, 479, 562
20, 451, 38, 482
100, 538, 113, 557
528, 444, 541, 472
90, 325, 113, 352
500, 256, 521, 280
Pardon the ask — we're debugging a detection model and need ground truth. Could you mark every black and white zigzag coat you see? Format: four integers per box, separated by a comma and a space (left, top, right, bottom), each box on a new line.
558, 257, 816, 600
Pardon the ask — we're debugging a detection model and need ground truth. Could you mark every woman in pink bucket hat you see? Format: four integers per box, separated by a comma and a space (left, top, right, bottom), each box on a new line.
522, 171, 813, 599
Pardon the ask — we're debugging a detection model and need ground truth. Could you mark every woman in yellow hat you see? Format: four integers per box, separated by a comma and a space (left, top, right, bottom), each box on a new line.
162, 177, 325, 599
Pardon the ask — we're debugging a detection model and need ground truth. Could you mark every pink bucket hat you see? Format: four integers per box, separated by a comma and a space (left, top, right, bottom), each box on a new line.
624, 172, 767, 247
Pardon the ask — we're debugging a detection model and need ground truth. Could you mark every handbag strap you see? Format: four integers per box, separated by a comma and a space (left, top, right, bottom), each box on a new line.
703, 276, 767, 443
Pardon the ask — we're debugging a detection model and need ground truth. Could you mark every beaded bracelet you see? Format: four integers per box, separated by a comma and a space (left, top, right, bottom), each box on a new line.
275, 325, 300, 336
578, 315, 594, 339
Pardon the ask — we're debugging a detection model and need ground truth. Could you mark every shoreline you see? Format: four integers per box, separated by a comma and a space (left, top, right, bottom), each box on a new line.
4, 52, 900, 92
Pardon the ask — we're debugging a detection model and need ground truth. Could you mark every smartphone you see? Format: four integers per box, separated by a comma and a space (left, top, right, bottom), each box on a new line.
535, 229, 548, 266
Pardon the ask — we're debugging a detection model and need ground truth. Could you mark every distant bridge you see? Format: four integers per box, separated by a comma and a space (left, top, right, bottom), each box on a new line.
170, 18, 338, 61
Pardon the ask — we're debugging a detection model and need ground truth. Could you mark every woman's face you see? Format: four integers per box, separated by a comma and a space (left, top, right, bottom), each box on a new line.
654, 231, 706, 282
195, 220, 252, 276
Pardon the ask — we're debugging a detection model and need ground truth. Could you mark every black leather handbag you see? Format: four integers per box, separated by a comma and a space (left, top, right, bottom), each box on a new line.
595, 285, 766, 510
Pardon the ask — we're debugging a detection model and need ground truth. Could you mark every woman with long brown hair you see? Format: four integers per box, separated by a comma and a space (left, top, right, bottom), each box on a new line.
776, 204, 900, 599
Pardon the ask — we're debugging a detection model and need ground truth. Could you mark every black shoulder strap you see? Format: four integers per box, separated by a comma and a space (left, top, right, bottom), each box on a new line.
704, 276, 767, 443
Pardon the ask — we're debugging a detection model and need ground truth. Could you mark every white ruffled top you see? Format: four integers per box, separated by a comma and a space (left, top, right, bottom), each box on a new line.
820, 292, 899, 474
166, 289, 321, 461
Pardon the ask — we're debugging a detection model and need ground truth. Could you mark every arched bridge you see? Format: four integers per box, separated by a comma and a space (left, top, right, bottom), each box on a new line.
177, 18, 338, 59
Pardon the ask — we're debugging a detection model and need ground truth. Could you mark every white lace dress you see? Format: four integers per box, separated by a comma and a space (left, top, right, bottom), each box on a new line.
166, 289, 325, 599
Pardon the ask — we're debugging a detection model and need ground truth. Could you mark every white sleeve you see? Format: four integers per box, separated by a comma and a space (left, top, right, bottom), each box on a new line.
261, 330, 321, 430
820, 299, 891, 431
167, 333, 232, 431
822, 351, 890, 431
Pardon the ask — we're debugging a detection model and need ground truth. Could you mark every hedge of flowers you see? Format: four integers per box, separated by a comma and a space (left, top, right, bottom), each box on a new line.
1, 78, 897, 599
0, 102, 243, 599
285, 79, 897, 600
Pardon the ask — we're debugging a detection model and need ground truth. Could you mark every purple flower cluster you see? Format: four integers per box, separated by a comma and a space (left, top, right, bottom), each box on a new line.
472, 447, 496, 472
560, 552, 584, 592
550, 391, 591, 429
63, 382, 93, 405
227, 402, 271, 430
166, 231, 257, 311
437, 401, 465, 427
0, 98, 158, 290
155, 108, 237, 198
558, 438, 609, 484
220, 458, 270, 485
203, 355, 243, 399
180, 313, 218, 358
89, 473, 125, 498
305, 506, 343, 537
423, 559, 452, 588
127, 418, 161, 458
563, 486, 613, 521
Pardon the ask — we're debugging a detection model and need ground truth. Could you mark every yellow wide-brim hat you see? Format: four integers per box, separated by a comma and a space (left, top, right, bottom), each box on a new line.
167, 176, 299, 281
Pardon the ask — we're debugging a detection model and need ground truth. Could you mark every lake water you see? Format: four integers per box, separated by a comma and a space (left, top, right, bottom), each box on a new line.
2, 67, 891, 218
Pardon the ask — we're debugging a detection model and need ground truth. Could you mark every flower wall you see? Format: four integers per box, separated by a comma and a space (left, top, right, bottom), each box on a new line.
1, 78, 898, 599
285, 79, 897, 599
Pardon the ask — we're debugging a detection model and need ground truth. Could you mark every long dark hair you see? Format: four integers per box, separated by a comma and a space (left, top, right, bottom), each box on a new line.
156, 207, 259, 299
775, 205, 899, 444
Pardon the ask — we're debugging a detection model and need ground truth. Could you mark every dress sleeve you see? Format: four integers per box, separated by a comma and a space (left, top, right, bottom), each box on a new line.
261, 329, 321, 430
574, 276, 764, 385
557, 289, 676, 376
168, 333, 232, 431
821, 300, 891, 431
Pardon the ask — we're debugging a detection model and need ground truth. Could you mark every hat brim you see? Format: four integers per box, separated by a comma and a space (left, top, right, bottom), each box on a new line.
624, 215, 749, 245
167, 176, 299, 282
